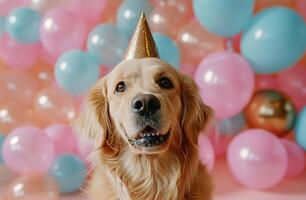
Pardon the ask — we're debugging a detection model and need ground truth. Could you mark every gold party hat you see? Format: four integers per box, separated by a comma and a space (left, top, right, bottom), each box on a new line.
125, 12, 159, 59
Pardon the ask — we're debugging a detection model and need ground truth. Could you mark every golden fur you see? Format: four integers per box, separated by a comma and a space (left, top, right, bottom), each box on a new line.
74, 58, 213, 200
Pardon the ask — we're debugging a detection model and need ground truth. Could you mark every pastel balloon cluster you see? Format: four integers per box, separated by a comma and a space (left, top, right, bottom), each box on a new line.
228, 129, 305, 189
0, 124, 93, 198
0, 0, 305, 197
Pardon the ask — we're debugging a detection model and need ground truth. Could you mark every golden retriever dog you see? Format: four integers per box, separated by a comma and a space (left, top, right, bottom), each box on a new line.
75, 14, 213, 200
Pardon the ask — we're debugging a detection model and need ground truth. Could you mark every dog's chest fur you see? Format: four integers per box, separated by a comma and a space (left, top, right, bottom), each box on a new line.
105, 150, 183, 200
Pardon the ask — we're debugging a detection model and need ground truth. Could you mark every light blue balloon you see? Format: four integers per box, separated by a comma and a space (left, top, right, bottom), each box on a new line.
55, 50, 100, 96
217, 113, 245, 136
6, 7, 41, 43
0, 16, 5, 37
153, 32, 180, 68
116, 0, 152, 37
241, 7, 306, 74
87, 23, 129, 67
0, 134, 5, 164
49, 154, 86, 194
295, 107, 306, 151
193, 0, 254, 37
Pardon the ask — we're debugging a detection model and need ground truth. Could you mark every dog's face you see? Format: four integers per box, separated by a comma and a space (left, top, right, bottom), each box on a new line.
76, 58, 211, 155
107, 58, 182, 154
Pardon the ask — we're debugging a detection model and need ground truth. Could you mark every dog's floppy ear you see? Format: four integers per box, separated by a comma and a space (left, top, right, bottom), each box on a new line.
74, 78, 111, 147
180, 74, 213, 145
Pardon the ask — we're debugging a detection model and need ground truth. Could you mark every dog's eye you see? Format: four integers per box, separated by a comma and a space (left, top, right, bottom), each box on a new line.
158, 77, 173, 89
116, 81, 127, 93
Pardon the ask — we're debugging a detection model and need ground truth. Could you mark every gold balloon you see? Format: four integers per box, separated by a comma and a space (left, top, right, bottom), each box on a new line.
244, 89, 296, 137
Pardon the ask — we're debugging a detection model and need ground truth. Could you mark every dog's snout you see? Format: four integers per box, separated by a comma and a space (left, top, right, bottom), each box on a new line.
132, 94, 161, 116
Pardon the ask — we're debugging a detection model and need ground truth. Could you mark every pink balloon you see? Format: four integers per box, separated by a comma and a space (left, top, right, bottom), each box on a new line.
0, 0, 27, 16
277, 64, 306, 111
67, 0, 106, 22
44, 124, 77, 155
76, 139, 94, 163
0, 34, 40, 69
2, 126, 55, 175
195, 51, 255, 119
227, 129, 288, 189
40, 6, 87, 58
198, 135, 215, 172
281, 139, 305, 178
255, 74, 278, 91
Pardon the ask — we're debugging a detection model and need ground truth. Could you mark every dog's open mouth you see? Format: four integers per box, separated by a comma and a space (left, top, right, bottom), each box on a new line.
128, 126, 170, 148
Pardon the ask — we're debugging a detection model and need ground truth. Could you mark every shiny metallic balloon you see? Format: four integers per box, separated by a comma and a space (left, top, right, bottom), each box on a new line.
244, 89, 296, 137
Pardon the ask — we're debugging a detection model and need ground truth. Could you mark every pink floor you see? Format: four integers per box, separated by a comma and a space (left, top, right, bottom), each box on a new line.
1, 158, 306, 200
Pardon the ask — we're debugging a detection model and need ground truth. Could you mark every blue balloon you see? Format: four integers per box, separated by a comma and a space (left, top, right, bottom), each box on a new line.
6, 7, 41, 43
153, 33, 181, 68
87, 24, 129, 67
0, 134, 5, 164
0, 16, 5, 37
49, 154, 86, 193
295, 107, 306, 151
217, 113, 245, 136
193, 0, 254, 37
116, 0, 152, 37
241, 7, 306, 74
55, 50, 100, 96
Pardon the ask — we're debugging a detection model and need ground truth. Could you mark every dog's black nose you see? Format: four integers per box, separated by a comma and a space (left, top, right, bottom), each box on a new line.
132, 94, 161, 116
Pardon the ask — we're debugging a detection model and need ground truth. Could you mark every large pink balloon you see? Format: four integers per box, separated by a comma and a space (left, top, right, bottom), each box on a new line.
195, 51, 255, 119
277, 64, 306, 111
44, 124, 77, 155
40, 6, 87, 58
227, 129, 288, 189
0, 34, 40, 69
281, 139, 305, 178
68, 0, 106, 22
2, 126, 55, 175
198, 135, 215, 172
0, 68, 40, 105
